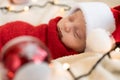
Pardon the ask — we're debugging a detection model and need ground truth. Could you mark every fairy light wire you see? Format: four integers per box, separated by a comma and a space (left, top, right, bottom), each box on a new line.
0, 1, 71, 13
66, 44, 119, 80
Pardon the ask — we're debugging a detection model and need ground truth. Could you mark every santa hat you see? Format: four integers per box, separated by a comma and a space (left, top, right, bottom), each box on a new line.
68, 2, 120, 53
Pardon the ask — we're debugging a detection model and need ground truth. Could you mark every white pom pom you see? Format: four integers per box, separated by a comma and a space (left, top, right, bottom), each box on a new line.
86, 28, 114, 53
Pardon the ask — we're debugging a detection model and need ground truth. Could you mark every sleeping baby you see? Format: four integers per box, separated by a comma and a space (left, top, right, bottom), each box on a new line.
0, 2, 119, 59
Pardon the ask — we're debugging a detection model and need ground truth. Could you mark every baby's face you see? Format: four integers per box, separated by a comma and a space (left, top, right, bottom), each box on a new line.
57, 10, 86, 52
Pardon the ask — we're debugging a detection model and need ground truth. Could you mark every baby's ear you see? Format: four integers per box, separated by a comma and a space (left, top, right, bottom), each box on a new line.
85, 28, 115, 53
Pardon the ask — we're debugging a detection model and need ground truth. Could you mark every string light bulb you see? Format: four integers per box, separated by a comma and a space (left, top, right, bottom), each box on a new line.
0, 1, 71, 13
54, 0, 59, 4
63, 63, 76, 79
115, 47, 120, 53
7, 6, 14, 11
23, 6, 29, 12
63, 63, 70, 70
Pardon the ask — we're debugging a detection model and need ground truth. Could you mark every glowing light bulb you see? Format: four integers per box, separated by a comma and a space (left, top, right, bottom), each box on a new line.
60, 8, 65, 14
24, 6, 29, 12
63, 63, 70, 70
54, 0, 59, 4
115, 47, 120, 53
7, 6, 14, 11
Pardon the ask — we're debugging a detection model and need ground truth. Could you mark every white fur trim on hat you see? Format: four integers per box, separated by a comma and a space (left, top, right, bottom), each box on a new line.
85, 28, 115, 53
68, 2, 116, 34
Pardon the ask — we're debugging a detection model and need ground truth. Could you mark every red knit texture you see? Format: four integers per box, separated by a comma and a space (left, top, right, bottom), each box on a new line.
112, 5, 120, 43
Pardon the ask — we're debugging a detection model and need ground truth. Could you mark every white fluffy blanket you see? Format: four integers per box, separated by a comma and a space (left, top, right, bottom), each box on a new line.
53, 52, 120, 80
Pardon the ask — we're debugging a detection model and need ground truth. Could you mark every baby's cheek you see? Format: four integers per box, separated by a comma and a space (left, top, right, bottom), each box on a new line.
62, 38, 73, 47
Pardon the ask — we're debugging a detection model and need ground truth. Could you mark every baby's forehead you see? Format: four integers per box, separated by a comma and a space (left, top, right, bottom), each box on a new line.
70, 9, 83, 18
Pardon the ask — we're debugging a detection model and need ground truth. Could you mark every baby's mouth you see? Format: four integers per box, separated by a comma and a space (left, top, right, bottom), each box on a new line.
57, 27, 63, 39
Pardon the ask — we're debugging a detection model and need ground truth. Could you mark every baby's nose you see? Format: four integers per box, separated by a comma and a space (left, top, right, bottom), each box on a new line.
64, 23, 73, 32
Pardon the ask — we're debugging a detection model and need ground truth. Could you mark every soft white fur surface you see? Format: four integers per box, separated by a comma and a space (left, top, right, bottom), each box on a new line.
86, 28, 115, 53
53, 52, 120, 80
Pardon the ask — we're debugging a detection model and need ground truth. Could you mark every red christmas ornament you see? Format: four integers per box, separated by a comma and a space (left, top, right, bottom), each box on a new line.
0, 36, 51, 80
